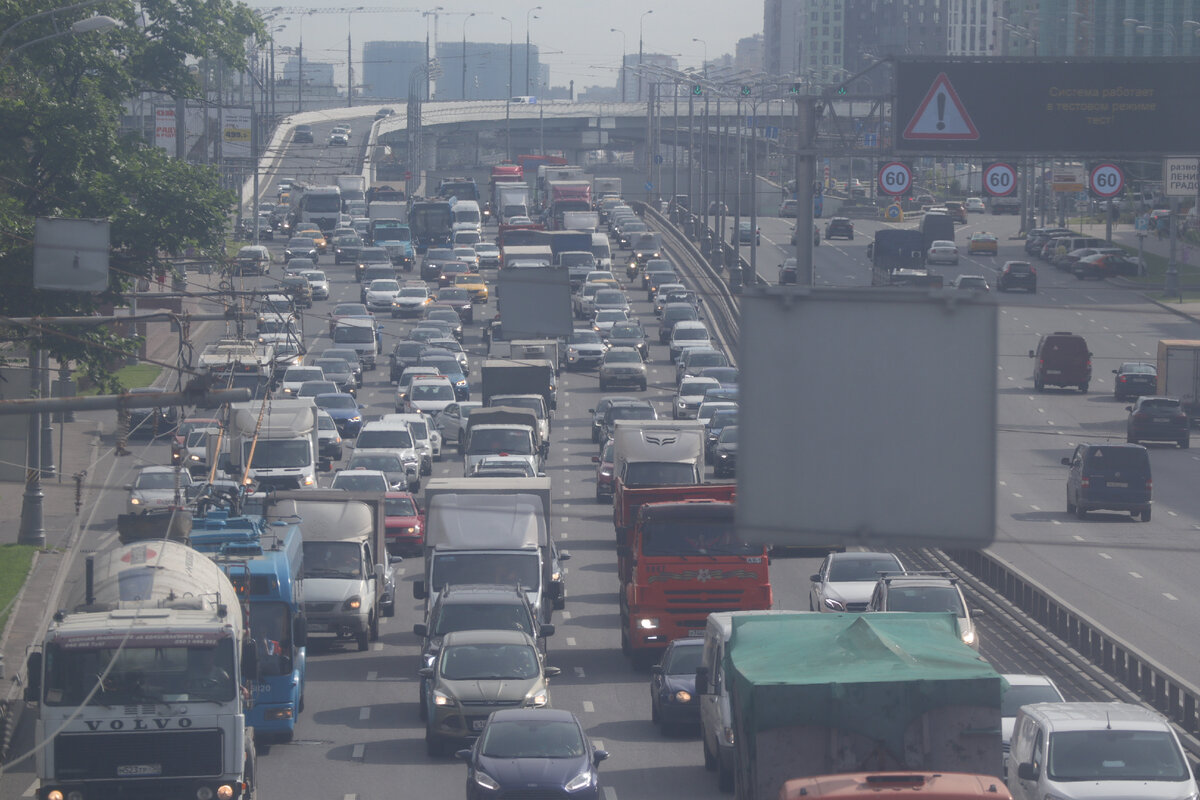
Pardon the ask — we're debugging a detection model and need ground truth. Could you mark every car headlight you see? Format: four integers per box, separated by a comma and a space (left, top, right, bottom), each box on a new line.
722, 726, 736, 746
130, 497, 141, 505
433, 689, 455, 707
349, 415, 361, 422
564, 770, 594, 792
455, 379, 467, 387
527, 689, 549, 707
822, 597, 845, 612
636, 617, 659, 630
961, 626, 976, 646
189, 454, 201, 462
674, 690, 692, 703
677, 399, 687, 408
342, 596, 362, 611
474, 771, 500, 791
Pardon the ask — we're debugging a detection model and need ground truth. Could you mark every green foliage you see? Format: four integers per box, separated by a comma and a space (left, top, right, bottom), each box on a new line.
0, 0, 262, 389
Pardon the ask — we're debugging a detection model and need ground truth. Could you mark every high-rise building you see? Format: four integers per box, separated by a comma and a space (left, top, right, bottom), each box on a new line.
361, 41, 427, 99
947, 0, 996, 55
736, 33, 765, 73
763, 0, 804, 76
433, 41, 536, 100
998, 1, 1200, 57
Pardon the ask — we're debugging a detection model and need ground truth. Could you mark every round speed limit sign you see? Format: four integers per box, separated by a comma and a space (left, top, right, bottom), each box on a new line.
983, 162, 1016, 196
878, 162, 912, 196
1090, 163, 1124, 198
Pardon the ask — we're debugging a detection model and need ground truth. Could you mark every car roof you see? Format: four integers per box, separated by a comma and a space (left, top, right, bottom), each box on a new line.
1017, 702, 1169, 730
441, 629, 536, 646
488, 707, 578, 724
437, 584, 528, 603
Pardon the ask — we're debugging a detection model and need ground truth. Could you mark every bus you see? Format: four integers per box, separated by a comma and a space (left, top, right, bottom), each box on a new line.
191, 510, 307, 742
409, 200, 454, 253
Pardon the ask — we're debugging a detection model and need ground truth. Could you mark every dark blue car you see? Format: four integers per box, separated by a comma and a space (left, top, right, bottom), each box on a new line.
314, 393, 364, 438
457, 709, 608, 800
650, 637, 703, 734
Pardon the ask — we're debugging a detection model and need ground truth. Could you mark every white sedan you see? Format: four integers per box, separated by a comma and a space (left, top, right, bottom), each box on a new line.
926, 240, 959, 265
126, 466, 193, 514
364, 279, 401, 312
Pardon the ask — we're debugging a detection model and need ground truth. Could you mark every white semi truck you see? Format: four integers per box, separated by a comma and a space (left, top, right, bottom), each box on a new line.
224, 398, 323, 490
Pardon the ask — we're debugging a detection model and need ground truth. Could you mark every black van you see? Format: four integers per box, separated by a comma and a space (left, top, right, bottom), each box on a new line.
1030, 331, 1091, 392
1062, 443, 1152, 521
919, 212, 955, 250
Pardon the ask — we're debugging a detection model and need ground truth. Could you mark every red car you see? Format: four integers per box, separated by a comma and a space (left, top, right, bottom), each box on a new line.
384, 491, 424, 556
592, 439, 615, 503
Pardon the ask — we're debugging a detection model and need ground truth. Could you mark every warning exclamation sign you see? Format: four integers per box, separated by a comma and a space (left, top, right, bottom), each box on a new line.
902, 73, 980, 140
936, 92, 946, 130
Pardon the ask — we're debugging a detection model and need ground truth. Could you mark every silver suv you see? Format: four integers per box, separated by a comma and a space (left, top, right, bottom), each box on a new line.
866, 571, 978, 650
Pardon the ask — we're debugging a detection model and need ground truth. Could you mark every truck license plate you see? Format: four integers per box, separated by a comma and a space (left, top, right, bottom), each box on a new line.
117, 764, 162, 776
472, 719, 487, 731
688, 629, 705, 637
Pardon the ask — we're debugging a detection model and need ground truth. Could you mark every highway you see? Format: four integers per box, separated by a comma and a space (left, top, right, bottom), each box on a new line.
7, 110, 1200, 800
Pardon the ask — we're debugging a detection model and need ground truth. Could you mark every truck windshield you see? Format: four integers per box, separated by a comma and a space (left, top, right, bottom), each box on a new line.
302, 541, 362, 580
641, 519, 760, 557
431, 552, 540, 592
243, 440, 311, 469
43, 638, 237, 706
466, 429, 533, 455
249, 602, 294, 677
303, 194, 341, 213
622, 462, 696, 486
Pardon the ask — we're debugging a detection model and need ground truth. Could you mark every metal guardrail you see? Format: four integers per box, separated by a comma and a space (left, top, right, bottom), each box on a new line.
640, 198, 1200, 755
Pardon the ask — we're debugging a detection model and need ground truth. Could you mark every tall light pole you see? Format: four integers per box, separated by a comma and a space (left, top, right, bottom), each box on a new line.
524, 4, 541, 96
460, 11, 475, 99
346, 6, 363, 107
500, 15, 513, 97
610, 27, 626, 102
692, 36, 706, 77
423, 6, 444, 101
638, 9, 653, 101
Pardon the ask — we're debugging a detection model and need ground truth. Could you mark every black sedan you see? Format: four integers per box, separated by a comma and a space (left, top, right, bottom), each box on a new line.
997, 261, 1037, 293
457, 709, 608, 800
605, 321, 649, 360
589, 396, 636, 443
434, 288, 474, 323
650, 637, 703, 734
1127, 396, 1189, 448
1113, 362, 1157, 402
283, 237, 319, 263
712, 425, 738, 477
824, 217, 854, 240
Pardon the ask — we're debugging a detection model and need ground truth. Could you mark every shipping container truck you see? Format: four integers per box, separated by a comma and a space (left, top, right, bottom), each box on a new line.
1157, 339, 1200, 424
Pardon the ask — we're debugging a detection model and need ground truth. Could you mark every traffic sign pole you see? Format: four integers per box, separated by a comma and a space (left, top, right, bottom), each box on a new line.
1089, 163, 1124, 245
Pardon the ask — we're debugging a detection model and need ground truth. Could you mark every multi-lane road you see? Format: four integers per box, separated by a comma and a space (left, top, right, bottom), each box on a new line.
7, 111, 1200, 800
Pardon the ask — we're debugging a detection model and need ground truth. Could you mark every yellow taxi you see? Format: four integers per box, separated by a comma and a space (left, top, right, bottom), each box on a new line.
454, 272, 489, 303
967, 231, 998, 255
293, 224, 328, 253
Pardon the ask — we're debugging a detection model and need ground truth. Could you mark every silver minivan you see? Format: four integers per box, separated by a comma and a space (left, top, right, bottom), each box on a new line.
1007, 702, 1199, 800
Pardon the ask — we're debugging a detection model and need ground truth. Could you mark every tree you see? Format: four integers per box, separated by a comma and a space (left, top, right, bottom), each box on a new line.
0, 0, 263, 391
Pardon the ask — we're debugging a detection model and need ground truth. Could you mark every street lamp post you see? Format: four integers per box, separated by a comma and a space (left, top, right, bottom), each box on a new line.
638, 9, 653, 102
525, 5, 541, 96
346, 6, 363, 107
692, 37, 706, 77
610, 28, 626, 102
461, 11, 475, 100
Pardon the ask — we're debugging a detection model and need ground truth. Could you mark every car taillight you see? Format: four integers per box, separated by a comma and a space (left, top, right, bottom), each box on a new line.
1117, 376, 1127, 383
1030, 266, 1036, 274
1134, 412, 1150, 420
1146, 478, 1153, 491
1081, 476, 1090, 488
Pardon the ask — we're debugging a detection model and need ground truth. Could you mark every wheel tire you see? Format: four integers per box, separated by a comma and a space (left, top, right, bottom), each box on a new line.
356, 627, 369, 652
1075, 504, 1088, 520
370, 612, 381, 640
1141, 507, 1152, 522
703, 734, 718, 771
1066, 491, 1076, 515
620, 626, 631, 657
1181, 438, 1190, 449
1034, 377, 1044, 392
718, 760, 735, 793
1080, 383, 1089, 394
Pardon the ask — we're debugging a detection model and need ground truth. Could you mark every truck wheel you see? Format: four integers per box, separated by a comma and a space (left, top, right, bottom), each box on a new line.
1079, 383, 1089, 393
620, 627, 631, 657
1034, 377, 1044, 392
425, 726, 446, 757
1181, 437, 1190, 449
369, 612, 380, 641
1141, 507, 1152, 522
243, 736, 258, 800
1075, 504, 1088, 521
718, 760, 735, 793
703, 735, 717, 771
356, 626, 369, 652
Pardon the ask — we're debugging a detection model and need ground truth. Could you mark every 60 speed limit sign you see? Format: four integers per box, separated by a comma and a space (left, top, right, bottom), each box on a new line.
983, 162, 1016, 196
878, 162, 912, 196
1090, 163, 1124, 198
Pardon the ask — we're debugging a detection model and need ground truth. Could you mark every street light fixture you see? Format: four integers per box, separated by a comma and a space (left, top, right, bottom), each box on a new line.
500, 15, 513, 98
345, 6, 364, 107
610, 27, 626, 102
1, 11, 119, 69
638, 9, 653, 102
692, 36, 706, 77
524, 4, 541, 96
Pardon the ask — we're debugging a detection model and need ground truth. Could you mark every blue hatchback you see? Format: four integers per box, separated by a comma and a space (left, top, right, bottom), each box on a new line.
314, 393, 364, 438
457, 709, 608, 800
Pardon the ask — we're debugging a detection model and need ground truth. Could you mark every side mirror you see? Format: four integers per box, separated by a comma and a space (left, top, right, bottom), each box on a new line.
558, 551, 571, 562
594, 749, 610, 766
1125, 406, 1133, 413
809, 574, 820, 583
1028, 349, 1036, 358
695, 665, 709, 695
455, 749, 472, 762
24, 652, 42, 702
389, 554, 404, 565
418, 667, 434, 678
1112, 369, 1118, 374
544, 666, 562, 678
540, 624, 555, 638
650, 664, 664, 675
124, 484, 133, 491
413, 623, 427, 637
413, 581, 427, 600
1016, 762, 1038, 781
591, 455, 600, 463
1061, 457, 1072, 466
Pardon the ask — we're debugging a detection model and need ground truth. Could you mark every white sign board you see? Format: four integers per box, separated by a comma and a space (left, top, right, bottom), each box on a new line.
736, 287, 997, 549
33, 217, 111, 292
1164, 157, 1199, 197
222, 107, 253, 160
497, 266, 573, 338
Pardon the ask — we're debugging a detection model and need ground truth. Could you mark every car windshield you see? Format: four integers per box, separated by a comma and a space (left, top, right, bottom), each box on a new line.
357, 429, 414, 449
439, 289, 469, 301
605, 350, 641, 363
413, 383, 454, 401
432, 603, 533, 637
709, 410, 738, 428
597, 310, 627, 322
285, 368, 323, 382
331, 473, 388, 492
1140, 399, 1181, 411
334, 304, 368, 315
571, 330, 602, 344
494, 397, 543, 417
828, 556, 901, 582
441, 643, 539, 681
287, 238, 312, 249
302, 541, 362, 579
348, 455, 402, 472
610, 324, 642, 338
334, 326, 374, 344
717, 427, 738, 443
385, 496, 416, 516
885, 585, 965, 615
134, 472, 178, 490
1047, 730, 1188, 781
1000, 684, 1064, 717
1120, 363, 1155, 375
370, 280, 400, 292
400, 288, 427, 298
623, 461, 695, 486
315, 395, 357, 410
480, 720, 586, 759
680, 380, 717, 396
675, 328, 709, 341
607, 405, 655, 423
298, 382, 338, 397
642, 518, 760, 556
663, 643, 704, 674
314, 360, 348, 375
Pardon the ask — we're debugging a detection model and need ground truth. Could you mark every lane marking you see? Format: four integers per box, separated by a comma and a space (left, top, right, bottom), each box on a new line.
367, 670, 378, 681
582, 700, 595, 713
575, 666, 586, 678
1164, 593, 1179, 601
1129, 572, 1143, 579
561, 610, 572, 619
567, 636, 577, 646
604, 787, 618, 800
1098, 552, 1112, 560
1030, 505, 1041, 511
1012, 492, 1023, 499
22, 780, 37, 798
1072, 535, 1085, 541
359, 707, 371, 721
352, 744, 365, 759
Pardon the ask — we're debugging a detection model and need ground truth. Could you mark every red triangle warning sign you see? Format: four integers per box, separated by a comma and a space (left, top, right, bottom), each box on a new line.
903, 73, 979, 140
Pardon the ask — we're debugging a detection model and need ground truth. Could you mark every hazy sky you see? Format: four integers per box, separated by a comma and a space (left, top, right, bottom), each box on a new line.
259, 1, 763, 91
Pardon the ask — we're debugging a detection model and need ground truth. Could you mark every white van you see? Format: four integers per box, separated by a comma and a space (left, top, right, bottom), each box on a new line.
697, 610, 809, 793
451, 200, 482, 233
380, 412, 442, 474
1007, 702, 1199, 800
591, 233, 612, 269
